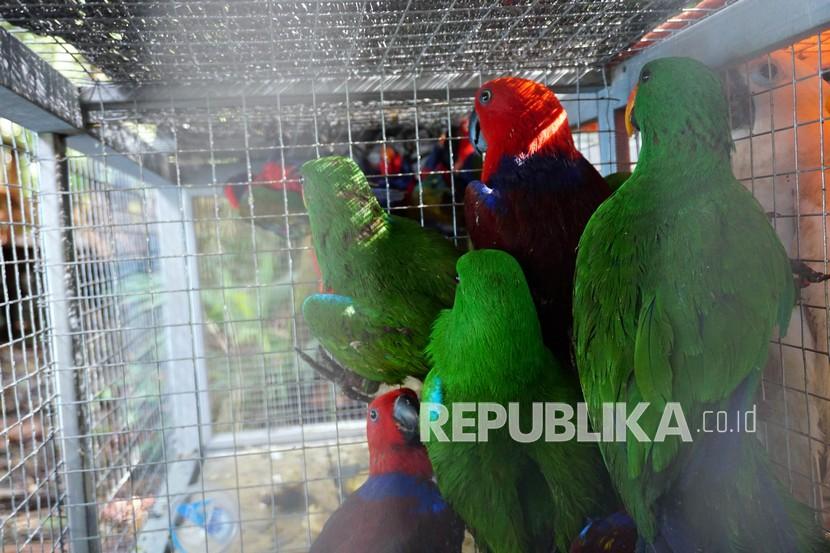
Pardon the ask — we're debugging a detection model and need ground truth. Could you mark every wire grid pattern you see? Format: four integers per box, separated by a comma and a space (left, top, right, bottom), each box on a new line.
0, 120, 65, 552
72, 68, 618, 552
0, 4, 826, 553
61, 151, 168, 551
715, 30, 830, 525
0, 0, 732, 89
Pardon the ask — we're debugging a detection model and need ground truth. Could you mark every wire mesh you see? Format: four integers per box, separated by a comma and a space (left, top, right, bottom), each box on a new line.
57, 150, 168, 551
0, 0, 733, 90
65, 65, 615, 552
0, 119, 65, 552
718, 30, 830, 526
0, 2, 827, 553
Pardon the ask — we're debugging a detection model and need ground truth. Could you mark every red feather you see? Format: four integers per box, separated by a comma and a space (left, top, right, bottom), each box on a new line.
467, 78, 611, 363
475, 77, 579, 181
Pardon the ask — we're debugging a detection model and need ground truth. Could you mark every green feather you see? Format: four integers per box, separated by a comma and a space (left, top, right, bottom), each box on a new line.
301, 156, 461, 383
425, 249, 616, 553
573, 57, 825, 551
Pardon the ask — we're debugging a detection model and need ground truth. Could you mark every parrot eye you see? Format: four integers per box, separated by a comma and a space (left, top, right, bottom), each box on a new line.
640, 68, 651, 83
369, 408, 378, 422
479, 88, 493, 105
758, 61, 779, 81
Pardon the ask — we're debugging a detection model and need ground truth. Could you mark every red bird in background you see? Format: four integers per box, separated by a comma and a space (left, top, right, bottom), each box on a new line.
224, 160, 305, 236
224, 160, 323, 290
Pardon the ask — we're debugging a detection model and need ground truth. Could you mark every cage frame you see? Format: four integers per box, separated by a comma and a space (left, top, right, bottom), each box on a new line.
0, 0, 829, 551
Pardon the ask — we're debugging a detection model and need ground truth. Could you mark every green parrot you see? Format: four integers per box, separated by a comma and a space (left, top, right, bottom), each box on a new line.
422, 249, 617, 553
573, 57, 828, 551
300, 156, 461, 384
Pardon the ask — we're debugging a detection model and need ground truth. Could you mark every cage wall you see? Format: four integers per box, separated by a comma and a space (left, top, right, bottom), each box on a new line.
78, 77, 618, 553
0, 2, 828, 553
727, 31, 830, 523
0, 121, 65, 552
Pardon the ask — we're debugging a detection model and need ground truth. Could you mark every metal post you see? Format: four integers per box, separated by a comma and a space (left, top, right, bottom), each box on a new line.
156, 186, 211, 451
38, 133, 99, 553
596, 96, 618, 177
135, 186, 210, 553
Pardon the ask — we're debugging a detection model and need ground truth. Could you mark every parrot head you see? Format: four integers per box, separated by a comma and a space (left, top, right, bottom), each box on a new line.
625, 57, 732, 156
453, 249, 535, 318
367, 388, 433, 477
470, 77, 577, 181
441, 249, 542, 348
300, 156, 389, 261
726, 49, 830, 132
223, 162, 306, 237
426, 249, 548, 389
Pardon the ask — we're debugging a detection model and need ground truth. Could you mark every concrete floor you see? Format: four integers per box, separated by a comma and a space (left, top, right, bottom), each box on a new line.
171, 441, 476, 552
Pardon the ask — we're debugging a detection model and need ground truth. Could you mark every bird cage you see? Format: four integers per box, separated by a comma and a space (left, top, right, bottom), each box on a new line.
0, 1, 828, 552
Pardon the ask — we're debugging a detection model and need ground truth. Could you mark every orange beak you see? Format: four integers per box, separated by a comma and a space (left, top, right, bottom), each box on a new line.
625, 84, 638, 137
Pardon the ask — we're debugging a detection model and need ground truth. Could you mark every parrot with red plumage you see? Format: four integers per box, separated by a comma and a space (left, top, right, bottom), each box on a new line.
414, 116, 482, 234
224, 160, 306, 235
465, 77, 611, 365
310, 388, 464, 553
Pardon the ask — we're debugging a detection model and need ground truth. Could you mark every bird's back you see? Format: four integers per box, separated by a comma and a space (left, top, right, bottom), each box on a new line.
466, 153, 610, 363
311, 473, 464, 553
574, 165, 802, 548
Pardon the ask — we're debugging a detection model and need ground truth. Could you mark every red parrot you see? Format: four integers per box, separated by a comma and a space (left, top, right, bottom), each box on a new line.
223, 161, 304, 235
465, 77, 611, 364
223, 160, 326, 291
310, 388, 464, 553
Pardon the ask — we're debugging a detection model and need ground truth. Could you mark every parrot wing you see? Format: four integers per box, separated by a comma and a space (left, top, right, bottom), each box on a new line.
302, 293, 429, 383
576, 177, 796, 535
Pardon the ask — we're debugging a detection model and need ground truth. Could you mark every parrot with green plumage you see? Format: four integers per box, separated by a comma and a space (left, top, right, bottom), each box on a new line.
573, 57, 828, 552
422, 249, 617, 553
300, 156, 461, 385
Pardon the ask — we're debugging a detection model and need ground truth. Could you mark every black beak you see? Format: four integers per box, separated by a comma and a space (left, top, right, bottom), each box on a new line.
393, 393, 420, 444
469, 110, 487, 155
725, 68, 755, 131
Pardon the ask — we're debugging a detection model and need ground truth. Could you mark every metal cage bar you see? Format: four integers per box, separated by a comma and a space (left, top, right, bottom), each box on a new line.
0, 2, 828, 553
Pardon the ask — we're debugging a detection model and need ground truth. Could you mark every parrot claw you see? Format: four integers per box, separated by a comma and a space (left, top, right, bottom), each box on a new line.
790, 258, 830, 288
295, 346, 380, 403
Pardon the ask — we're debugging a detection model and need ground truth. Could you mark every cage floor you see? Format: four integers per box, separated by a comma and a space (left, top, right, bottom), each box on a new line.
171, 443, 476, 552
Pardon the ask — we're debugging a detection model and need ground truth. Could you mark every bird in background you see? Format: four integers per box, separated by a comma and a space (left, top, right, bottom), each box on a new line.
573, 56, 828, 552
360, 143, 417, 209
465, 76, 611, 366
299, 156, 460, 394
310, 388, 464, 553
729, 48, 830, 524
423, 249, 619, 553
224, 160, 306, 236
413, 116, 482, 235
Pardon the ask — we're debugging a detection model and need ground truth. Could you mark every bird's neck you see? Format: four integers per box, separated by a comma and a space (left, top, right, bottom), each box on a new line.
370, 444, 433, 479
635, 129, 733, 181
483, 112, 578, 182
